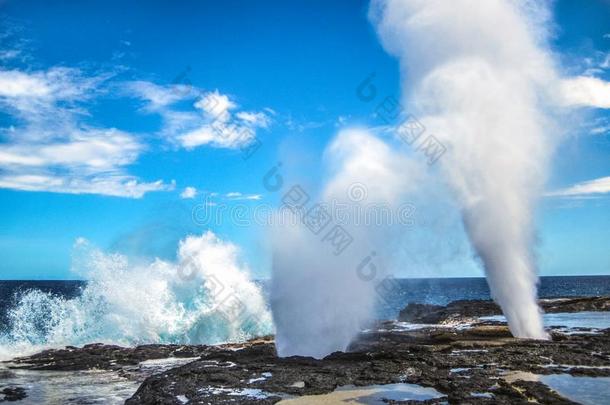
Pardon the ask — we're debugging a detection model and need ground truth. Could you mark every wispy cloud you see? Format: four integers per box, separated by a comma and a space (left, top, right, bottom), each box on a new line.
0, 175, 172, 198
225, 192, 262, 201
235, 111, 270, 127
128, 82, 272, 150
180, 186, 197, 199
285, 115, 327, 132
560, 76, 610, 109
0, 67, 172, 198
127, 80, 187, 110
0, 49, 23, 61
590, 125, 610, 136
0, 20, 31, 65
577, 49, 610, 76
547, 176, 610, 198
577, 116, 610, 136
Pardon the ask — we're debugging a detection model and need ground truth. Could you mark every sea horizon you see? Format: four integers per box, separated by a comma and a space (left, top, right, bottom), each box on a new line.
2, 274, 610, 282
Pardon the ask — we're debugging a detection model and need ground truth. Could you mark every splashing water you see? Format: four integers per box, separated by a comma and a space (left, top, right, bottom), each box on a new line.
0, 231, 272, 360
271, 128, 420, 358
370, 0, 561, 339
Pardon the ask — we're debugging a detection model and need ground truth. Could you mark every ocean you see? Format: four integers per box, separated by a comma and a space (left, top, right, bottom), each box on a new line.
1, 276, 609, 360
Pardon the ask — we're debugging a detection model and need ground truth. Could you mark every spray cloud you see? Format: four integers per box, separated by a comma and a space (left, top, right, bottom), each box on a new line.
271, 128, 421, 358
371, 0, 560, 338
0, 231, 272, 360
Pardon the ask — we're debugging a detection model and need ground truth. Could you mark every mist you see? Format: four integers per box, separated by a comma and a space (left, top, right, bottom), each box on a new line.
271, 128, 421, 358
370, 0, 560, 339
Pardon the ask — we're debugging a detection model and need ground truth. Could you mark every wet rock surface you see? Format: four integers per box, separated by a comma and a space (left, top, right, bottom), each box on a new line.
122, 324, 610, 404
3, 299, 609, 404
0, 387, 27, 402
7, 343, 213, 371
398, 296, 610, 324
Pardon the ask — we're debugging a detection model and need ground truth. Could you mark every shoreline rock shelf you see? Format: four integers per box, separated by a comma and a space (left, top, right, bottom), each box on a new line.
398, 296, 610, 324
3, 297, 610, 404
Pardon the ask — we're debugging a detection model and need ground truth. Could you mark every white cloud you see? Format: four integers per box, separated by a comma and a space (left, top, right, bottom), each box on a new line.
225, 192, 262, 200
177, 90, 269, 149
578, 50, 610, 75
128, 82, 271, 150
559, 76, 610, 109
180, 186, 197, 199
285, 116, 327, 132
0, 68, 170, 198
127, 80, 187, 110
0, 49, 21, 61
601, 54, 610, 70
0, 44, 272, 198
195, 90, 236, 120
0, 69, 52, 97
0, 128, 141, 169
178, 122, 254, 149
0, 175, 172, 198
0, 67, 100, 103
236, 111, 270, 127
590, 125, 610, 135
580, 116, 610, 136
547, 176, 610, 198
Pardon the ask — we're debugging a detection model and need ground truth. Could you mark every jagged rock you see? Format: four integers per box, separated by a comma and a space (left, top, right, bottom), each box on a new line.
8, 343, 213, 371
122, 325, 610, 404
0, 387, 27, 402
398, 296, 610, 324
6, 300, 610, 404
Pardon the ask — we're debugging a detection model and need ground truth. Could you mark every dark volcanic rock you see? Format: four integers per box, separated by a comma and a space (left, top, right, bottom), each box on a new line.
511, 380, 578, 405
541, 296, 610, 313
7, 343, 212, 371
398, 296, 610, 324
126, 343, 414, 404
5, 337, 277, 372
398, 300, 500, 323
0, 387, 27, 402
7, 299, 610, 404
124, 325, 610, 404
397, 303, 445, 323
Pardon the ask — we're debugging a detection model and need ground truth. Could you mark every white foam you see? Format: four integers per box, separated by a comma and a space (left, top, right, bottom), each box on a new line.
0, 232, 273, 361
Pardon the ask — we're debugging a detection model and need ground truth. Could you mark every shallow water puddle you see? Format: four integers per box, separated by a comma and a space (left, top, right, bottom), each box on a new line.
544, 312, 610, 330
503, 371, 610, 405
137, 356, 201, 373
198, 386, 273, 400
0, 356, 199, 404
277, 383, 445, 404
540, 374, 610, 405
480, 311, 610, 331
0, 368, 140, 404
381, 321, 472, 332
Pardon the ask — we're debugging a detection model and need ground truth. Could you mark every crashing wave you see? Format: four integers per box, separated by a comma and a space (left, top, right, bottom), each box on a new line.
0, 231, 272, 360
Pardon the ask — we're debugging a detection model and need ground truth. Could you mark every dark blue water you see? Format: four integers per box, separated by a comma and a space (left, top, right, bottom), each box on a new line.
1, 276, 609, 329
375, 276, 610, 319
0, 280, 85, 331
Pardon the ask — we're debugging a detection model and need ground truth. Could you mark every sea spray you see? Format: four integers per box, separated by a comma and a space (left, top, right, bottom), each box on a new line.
271, 128, 422, 358
0, 231, 272, 360
370, 0, 560, 338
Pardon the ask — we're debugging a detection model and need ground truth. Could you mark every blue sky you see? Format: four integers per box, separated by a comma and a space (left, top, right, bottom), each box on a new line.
0, 0, 609, 279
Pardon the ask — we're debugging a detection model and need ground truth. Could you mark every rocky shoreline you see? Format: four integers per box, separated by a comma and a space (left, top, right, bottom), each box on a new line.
2, 296, 609, 404
398, 296, 610, 324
